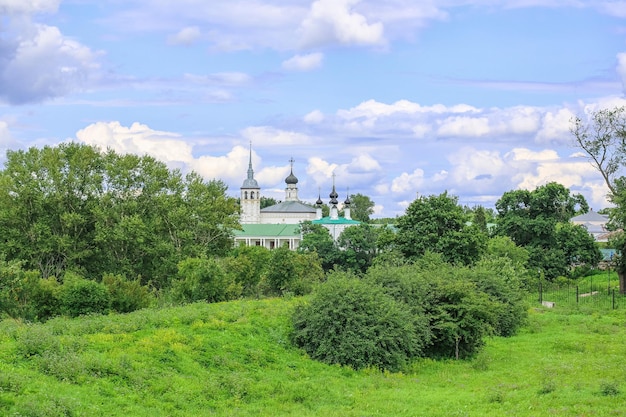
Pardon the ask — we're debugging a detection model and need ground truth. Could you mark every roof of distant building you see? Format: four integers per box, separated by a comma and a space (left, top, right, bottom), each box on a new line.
312, 216, 361, 225
261, 200, 316, 213
571, 211, 609, 223
233, 224, 300, 238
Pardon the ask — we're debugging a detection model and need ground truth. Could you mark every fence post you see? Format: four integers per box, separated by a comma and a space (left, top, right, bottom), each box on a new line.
576, 285, 579, 304
613, 289, 616, 310
539, 281, 542, 304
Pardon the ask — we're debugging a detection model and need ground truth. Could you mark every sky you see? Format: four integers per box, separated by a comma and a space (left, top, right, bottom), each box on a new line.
2, 0, 626, 218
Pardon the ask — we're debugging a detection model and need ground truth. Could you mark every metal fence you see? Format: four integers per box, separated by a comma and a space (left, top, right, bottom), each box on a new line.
530, 280, 626, 310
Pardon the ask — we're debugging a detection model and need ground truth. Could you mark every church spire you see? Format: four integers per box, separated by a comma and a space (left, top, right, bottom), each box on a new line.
241, 142, 259, 189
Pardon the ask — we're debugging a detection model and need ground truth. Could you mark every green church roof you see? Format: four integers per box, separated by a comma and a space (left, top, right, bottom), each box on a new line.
233, 224, 301, 238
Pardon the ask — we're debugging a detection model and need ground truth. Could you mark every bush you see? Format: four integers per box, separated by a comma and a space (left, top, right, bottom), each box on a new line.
171, 257, 241, 303
291, 272, 428, 371
60, 273, 111, 317
102, 274, 152, 313
265, 247, 323, 296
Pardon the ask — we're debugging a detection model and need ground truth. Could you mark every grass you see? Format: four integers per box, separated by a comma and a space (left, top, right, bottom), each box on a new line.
1, 298, 626, 416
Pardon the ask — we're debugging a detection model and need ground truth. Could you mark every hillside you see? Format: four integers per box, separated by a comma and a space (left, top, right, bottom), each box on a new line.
1, 298, 625, 416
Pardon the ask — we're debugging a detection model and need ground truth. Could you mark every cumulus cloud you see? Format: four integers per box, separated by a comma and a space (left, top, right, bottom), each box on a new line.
299, 0, 385, 48
167, 26, 201, 46
535, 108, 576, 145
0, 22, 101, 104
282, 52, 324, 71
391, 168, 425, 195
76, 121, 192, 168
437, 116, 491, 137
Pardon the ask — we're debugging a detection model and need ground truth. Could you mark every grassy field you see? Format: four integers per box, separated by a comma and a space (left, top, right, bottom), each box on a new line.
1, 297, 625, 416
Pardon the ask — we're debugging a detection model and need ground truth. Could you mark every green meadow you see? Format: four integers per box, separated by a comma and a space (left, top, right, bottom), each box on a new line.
1, 298, 625, 417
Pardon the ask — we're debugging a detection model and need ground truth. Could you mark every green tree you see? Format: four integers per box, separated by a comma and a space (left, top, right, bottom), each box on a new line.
265, 246, 323, 296
336, 223, 378, 273
395, 192, 487, 265
571, 106, 626, 292
495, 182, 597, 280
346, 193, 375, 222
0, 144, 240, 288
298, 222, 339, 272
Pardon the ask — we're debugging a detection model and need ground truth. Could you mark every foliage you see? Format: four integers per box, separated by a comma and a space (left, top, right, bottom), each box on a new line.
265, 246, 323, 296
0, 259, 41, 320
291, 272, 426, 371
495, 182, 598, 280
0, 143, 240, 288
171, 257, 241, 304
395, 192, 487, 265
102, 273, 153, 313
298, 222, 340, 272
336, 223, 379, 273
227, 245, 271, 297
345, 193, 375, 222
59, 273, 111, 317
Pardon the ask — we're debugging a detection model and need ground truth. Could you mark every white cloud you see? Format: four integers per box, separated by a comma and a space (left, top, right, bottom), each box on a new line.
241, 126, 311, 146
535, 108, 576, 144
391, 168, 425, 194
299, 0, 385, 48
304, 110, 325, 124
0, 23, 101, 104
437, 116, 491, 137
282, 52, 324, 71
76, 122, 192, 168
167, 26, 201, 46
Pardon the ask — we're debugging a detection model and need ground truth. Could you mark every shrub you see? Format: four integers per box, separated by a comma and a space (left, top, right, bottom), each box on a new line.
171, 257, 241, 303
102, 273, 152, 313
291, 272, 428, 371
60, 273, 111, 317
265, 247, 323, 296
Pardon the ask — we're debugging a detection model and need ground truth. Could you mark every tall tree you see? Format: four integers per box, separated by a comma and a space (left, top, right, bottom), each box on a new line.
347, 193, 375, 222
0, 143, 239, 287
571, 106, 626, 291
495, 182, 597, 280
396, 192, 487, 265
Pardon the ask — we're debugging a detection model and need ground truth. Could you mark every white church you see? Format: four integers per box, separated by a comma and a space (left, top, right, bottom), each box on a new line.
233, 149, 360, 249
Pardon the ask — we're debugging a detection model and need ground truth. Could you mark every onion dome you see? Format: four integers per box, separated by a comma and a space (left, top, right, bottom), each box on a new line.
285, 157, 299, 185
285, 169, 298, 185
329, 185, 339, 205
344, 194, 351, 206
316, 191, 323, 206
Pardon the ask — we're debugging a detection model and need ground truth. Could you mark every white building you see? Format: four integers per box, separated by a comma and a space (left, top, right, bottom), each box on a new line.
233, 149, 359, 249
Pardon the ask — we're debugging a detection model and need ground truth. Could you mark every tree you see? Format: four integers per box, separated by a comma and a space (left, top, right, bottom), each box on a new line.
495, 182, 596, 280
298, 222, 340, 272
0, 144, 240, 288
346, 193, 375, 222
336, 223, 378, 273
571, 106, 626, 292
395, 192, 487, 265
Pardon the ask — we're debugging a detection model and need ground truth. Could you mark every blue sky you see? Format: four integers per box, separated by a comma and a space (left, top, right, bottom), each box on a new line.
2, 0, 626, 217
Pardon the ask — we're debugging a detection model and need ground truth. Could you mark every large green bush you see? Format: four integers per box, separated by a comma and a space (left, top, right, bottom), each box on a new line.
171, 257, 241, 303
60, 273, 111, 317
291, 272, 428, 371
